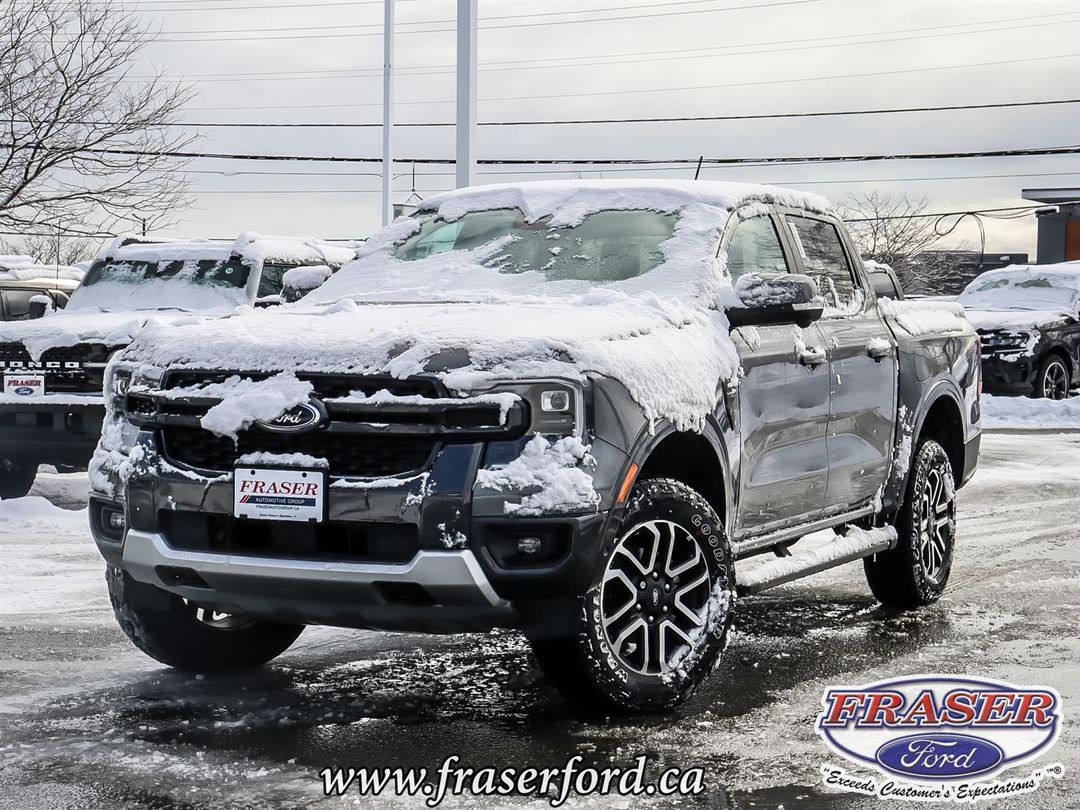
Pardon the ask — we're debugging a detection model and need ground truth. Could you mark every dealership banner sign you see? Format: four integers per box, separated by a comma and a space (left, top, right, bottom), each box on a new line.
816, 675, 1064, 802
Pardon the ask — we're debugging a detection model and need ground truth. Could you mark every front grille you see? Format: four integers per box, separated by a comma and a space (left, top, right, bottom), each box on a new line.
160, 510, 420, 564
0, 342, 110, 393
161, 426, 437, 477
142, 370, 527, 478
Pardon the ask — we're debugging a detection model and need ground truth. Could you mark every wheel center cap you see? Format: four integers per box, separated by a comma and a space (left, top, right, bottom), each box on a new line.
649, 586, 663, 609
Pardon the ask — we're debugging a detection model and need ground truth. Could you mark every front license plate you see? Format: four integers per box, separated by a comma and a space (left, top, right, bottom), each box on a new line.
234, 468, 325, 522
3, 373, 45, 398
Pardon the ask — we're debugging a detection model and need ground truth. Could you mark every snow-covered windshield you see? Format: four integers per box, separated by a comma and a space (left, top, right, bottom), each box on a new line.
67, 258, 252, 313
394, 209, 677, 283
957, 273, 1080, 312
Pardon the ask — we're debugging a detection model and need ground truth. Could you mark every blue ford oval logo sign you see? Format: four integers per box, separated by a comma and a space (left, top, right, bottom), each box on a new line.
255, 400, 324, 433
13, 386, 34, 396
875, 733, 1004, 781
817, 676, 1062, 785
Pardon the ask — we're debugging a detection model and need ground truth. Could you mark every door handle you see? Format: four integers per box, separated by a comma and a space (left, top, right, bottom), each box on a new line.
797, 346, 826, 367
867, 340, 893, 362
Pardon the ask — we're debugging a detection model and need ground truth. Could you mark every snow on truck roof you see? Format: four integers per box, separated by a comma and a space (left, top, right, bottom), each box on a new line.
96, 231, 359, 268
420, 180, 832, 223
0, 254, 85, 284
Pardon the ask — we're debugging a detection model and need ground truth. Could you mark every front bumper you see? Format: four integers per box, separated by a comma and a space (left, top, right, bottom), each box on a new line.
979, 353, 1036, 395
0, 398, 104, 466
90, 432, 622, 635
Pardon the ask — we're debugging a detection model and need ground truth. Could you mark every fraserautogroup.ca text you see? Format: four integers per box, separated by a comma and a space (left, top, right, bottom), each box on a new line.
320, 754, 706, 806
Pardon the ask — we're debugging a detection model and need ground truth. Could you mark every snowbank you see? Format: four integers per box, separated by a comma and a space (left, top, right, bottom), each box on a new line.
981, 394, 1080, 429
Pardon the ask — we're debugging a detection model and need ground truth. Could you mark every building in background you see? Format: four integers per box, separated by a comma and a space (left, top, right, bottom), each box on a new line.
1022, 188, 1080, 264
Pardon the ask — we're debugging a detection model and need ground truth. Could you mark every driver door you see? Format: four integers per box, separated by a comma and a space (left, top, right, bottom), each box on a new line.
726, 211, 830, 539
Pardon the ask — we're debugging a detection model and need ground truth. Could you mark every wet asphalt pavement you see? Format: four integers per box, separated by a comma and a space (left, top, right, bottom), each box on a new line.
0, 433, 1077, 809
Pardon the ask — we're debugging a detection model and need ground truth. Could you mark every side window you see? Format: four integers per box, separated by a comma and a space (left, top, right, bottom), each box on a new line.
1, 289, 45, 320
257, 265, 288, 298
787, 216, 860, 310
725, 215, 789, 282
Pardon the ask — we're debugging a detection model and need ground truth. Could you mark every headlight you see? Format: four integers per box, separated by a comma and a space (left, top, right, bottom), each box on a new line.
103, 358, 134, 409
475, 379, 585, 437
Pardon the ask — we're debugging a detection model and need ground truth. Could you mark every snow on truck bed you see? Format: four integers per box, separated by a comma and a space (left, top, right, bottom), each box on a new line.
119, 181, 831, 433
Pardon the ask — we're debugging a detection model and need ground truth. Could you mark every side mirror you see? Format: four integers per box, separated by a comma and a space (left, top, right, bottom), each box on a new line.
726, 273, 824, 329
27, 294, 53, 320
281, 264, 332, 303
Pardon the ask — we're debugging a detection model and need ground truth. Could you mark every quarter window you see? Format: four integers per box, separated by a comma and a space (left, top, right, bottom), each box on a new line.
787, 217, 860, 310
724, 215, 789, 282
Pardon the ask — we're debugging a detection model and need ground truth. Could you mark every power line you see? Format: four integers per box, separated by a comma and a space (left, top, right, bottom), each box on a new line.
179, 52, 1080, 111
86, 96, 1078, 128
122, 9, 1080, 82
54, 142, 1080, 165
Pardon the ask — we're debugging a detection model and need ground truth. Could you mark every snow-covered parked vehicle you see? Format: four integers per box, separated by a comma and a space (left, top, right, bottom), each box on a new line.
90, 181, 981, 712
0, 256, 84, 320
0, 233, 357, 499
957, 261, 1080, 399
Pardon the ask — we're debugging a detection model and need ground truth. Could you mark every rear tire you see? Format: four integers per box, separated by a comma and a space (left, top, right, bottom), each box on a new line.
532, 478, 735, 713
864, 439, 956, 608
107, 566, 304, 671
0, 460, 37, 499
1033, 354, 1070, 400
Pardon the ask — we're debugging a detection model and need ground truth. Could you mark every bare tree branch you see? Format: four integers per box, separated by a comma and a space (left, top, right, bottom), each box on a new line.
0, 0, 193, 236
838, 191, 974, 295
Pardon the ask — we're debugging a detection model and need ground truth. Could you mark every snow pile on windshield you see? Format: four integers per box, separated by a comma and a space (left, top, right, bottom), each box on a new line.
475, 435, 599, 515
878, 297, 972, 336
117, 181, 831, 433
957, 261, 1080, 312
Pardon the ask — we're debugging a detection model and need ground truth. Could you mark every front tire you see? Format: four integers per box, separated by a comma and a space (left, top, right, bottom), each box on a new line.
0, 460, 37, 499
1034, 354, 1070, 400
864, 439, 956, 608
532, 478, 735, 713
107, 567, 304, 671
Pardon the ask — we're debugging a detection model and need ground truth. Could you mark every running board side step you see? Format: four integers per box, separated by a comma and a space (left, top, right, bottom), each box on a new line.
735, 527, 897, 596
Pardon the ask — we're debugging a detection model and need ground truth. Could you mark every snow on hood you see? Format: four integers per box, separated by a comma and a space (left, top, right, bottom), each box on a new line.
0, 308, 209, 359
121, 299, 737, 430
117, 181, 833, 431
961, 308, 1070, 332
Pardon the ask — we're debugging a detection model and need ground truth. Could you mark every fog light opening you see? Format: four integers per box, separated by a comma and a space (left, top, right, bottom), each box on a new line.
517, 536, 543, 555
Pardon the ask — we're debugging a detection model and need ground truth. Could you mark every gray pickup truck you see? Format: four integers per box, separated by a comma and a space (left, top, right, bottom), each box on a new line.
89, 181, 981, 713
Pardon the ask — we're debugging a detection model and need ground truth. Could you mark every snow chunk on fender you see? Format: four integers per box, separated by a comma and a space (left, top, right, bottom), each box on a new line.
200, 373, 314, 439
475, 435, 600, 516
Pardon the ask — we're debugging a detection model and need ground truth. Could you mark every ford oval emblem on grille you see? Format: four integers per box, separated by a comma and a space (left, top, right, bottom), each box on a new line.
255, 400, 325, 433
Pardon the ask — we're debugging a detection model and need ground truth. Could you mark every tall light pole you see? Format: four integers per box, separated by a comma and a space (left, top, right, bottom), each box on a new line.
381, 0, 395, 225
456, 0, 477, 188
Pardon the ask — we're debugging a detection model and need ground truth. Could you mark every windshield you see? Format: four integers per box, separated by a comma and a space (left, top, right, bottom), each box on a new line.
67, 257, 252, 313
957, 274, 1080, 312
394, 208, 678, 283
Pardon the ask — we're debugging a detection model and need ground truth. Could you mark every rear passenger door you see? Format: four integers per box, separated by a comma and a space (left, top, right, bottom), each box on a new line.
726, 211, 831, 538
783, 214, 897, 515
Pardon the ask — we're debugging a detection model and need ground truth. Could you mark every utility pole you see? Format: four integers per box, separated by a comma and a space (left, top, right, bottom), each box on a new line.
381, 0, 395, 225
456, 0, 477, 188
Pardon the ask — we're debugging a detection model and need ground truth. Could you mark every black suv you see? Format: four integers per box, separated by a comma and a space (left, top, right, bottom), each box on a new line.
91, 182, 980, 712
957, 262, 1080, 399
0, 259, 82, 321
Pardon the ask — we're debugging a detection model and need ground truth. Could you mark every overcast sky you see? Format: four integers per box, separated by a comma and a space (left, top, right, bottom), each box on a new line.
130, 0, 1080, 254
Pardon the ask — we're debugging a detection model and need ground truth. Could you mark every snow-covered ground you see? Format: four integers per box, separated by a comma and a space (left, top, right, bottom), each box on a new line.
1, 432, 1078, 808
982, 392, 1080, 429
